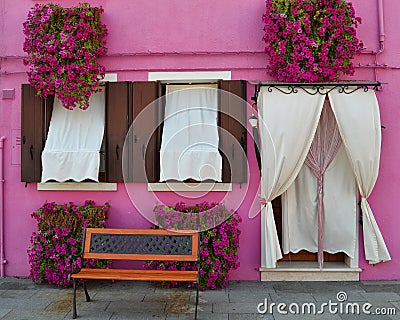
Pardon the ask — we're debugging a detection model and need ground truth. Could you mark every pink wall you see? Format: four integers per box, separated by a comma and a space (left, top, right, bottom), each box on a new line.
0, 0, 399, 280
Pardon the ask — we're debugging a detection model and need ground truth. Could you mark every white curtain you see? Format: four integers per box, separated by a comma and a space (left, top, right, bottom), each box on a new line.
329, 88, 391, 264
160, 84, 222, 182
282, 145, 358, 258
41, 90, 105, 182
258, 87, 325, 268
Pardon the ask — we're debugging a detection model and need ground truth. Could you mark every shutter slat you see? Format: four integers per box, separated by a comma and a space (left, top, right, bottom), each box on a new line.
219, 80, 247, 183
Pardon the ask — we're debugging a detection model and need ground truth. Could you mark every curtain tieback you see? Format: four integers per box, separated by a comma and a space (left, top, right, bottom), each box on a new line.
259, 197, 268, 206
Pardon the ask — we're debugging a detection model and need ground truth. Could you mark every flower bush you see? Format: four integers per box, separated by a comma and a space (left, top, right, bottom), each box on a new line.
23, 3, 108, 110
28, 200, 110, 287
263, 0, 363, 82
144, 202, 241, 290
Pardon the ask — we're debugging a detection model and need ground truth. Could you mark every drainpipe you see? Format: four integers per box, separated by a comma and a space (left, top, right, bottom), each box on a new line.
373, 0, 385, 82
376, 0, 385, 55
0, 136, 5, 277
362, 0, 385, 82
359, 0, 386, 79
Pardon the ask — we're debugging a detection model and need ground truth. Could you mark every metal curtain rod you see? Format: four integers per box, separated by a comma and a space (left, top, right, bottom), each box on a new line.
250, 81, 386, 102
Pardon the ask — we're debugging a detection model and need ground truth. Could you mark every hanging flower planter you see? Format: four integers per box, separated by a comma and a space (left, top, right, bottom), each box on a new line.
23, 3, 108, 110
263, 0, 363, 82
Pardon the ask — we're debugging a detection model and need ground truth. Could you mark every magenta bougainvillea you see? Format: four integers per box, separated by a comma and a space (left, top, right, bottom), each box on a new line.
263, 0, 363, 82
28, 200, 110, 287
144, 202, 241, 290
23, 3, 108, 110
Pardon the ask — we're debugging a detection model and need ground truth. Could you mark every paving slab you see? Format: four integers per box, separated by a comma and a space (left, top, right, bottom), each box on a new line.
106, 300, 166, 314
65, 310, 113, 320
167, 313, 228, 320
229, 313, 274, 319
0, 309, 68, 320
144, 289, 192, 302
360, 283, 400, 293
228, 291, 270, 303
0, 289, 36, 299
0, 310, 11, 319
312, 291, 367, 302
273, 314, 342, 320
213, 302, 260, 314
168, 302, 212, 314
198, 290, 229, 303
30, 289, 66, 300
228, 285, 270, 294
0, 298, 51, 311
110, 312, 164, 320
95, 290, 145, 302
360, 292, 400, 302
339, 314, 392, 320
269, 292, 317, 303
0, 279, 37, 290
389, 315, 400, 320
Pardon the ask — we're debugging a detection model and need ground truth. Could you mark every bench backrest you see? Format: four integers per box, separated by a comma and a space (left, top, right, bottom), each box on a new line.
82, 228, 199, 262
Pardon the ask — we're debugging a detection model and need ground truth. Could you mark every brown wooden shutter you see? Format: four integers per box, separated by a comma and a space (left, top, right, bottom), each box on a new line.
132, 81, 160, 182
218, 80, 247, 183
21, 84, 52, 182
105, 82, 132, 182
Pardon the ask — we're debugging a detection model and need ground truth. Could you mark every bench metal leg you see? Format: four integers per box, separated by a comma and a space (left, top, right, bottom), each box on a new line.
83, 280, 91, 302
72, 279, 77, 319
195, 285, 199, 320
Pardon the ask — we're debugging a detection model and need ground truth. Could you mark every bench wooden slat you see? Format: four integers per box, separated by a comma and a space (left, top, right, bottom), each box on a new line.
71, 268, 198, 282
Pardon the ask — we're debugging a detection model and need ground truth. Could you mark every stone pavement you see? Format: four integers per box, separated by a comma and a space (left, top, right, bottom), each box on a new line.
1, 277, 400, 320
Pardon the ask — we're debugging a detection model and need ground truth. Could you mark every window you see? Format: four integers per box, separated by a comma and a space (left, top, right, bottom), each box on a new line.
130, 80, 247, 184
21, 82, 129, 183
41, 90, 105, 183
160, 84, 221, 182
21, 80, 247, 184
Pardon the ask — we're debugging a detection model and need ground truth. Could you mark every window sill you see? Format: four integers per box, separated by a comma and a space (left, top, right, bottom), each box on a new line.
37, 182, 118, 191
260, 262, 361, 281
148, 182, 232, 192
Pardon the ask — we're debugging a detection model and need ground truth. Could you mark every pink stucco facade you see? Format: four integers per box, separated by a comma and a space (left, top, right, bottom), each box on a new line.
0, 0, 399, 281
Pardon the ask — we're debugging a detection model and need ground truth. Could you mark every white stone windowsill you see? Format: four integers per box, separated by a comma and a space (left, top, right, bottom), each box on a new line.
260, 261, 361, 281
37, 182, 117, 191
148, 182, 232, 192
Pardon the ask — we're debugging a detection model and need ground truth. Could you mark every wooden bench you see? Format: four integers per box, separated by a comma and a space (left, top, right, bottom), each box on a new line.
71, 228, 200, 319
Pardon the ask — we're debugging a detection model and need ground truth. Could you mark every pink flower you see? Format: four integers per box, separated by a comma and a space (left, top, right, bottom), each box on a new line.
28, 200, 109, 287
23, 3, 107, 110
263, 0, 362, 82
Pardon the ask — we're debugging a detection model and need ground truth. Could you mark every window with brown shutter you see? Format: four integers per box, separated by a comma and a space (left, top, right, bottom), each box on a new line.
21, 82, 129, 183
133, 80, 248, 184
